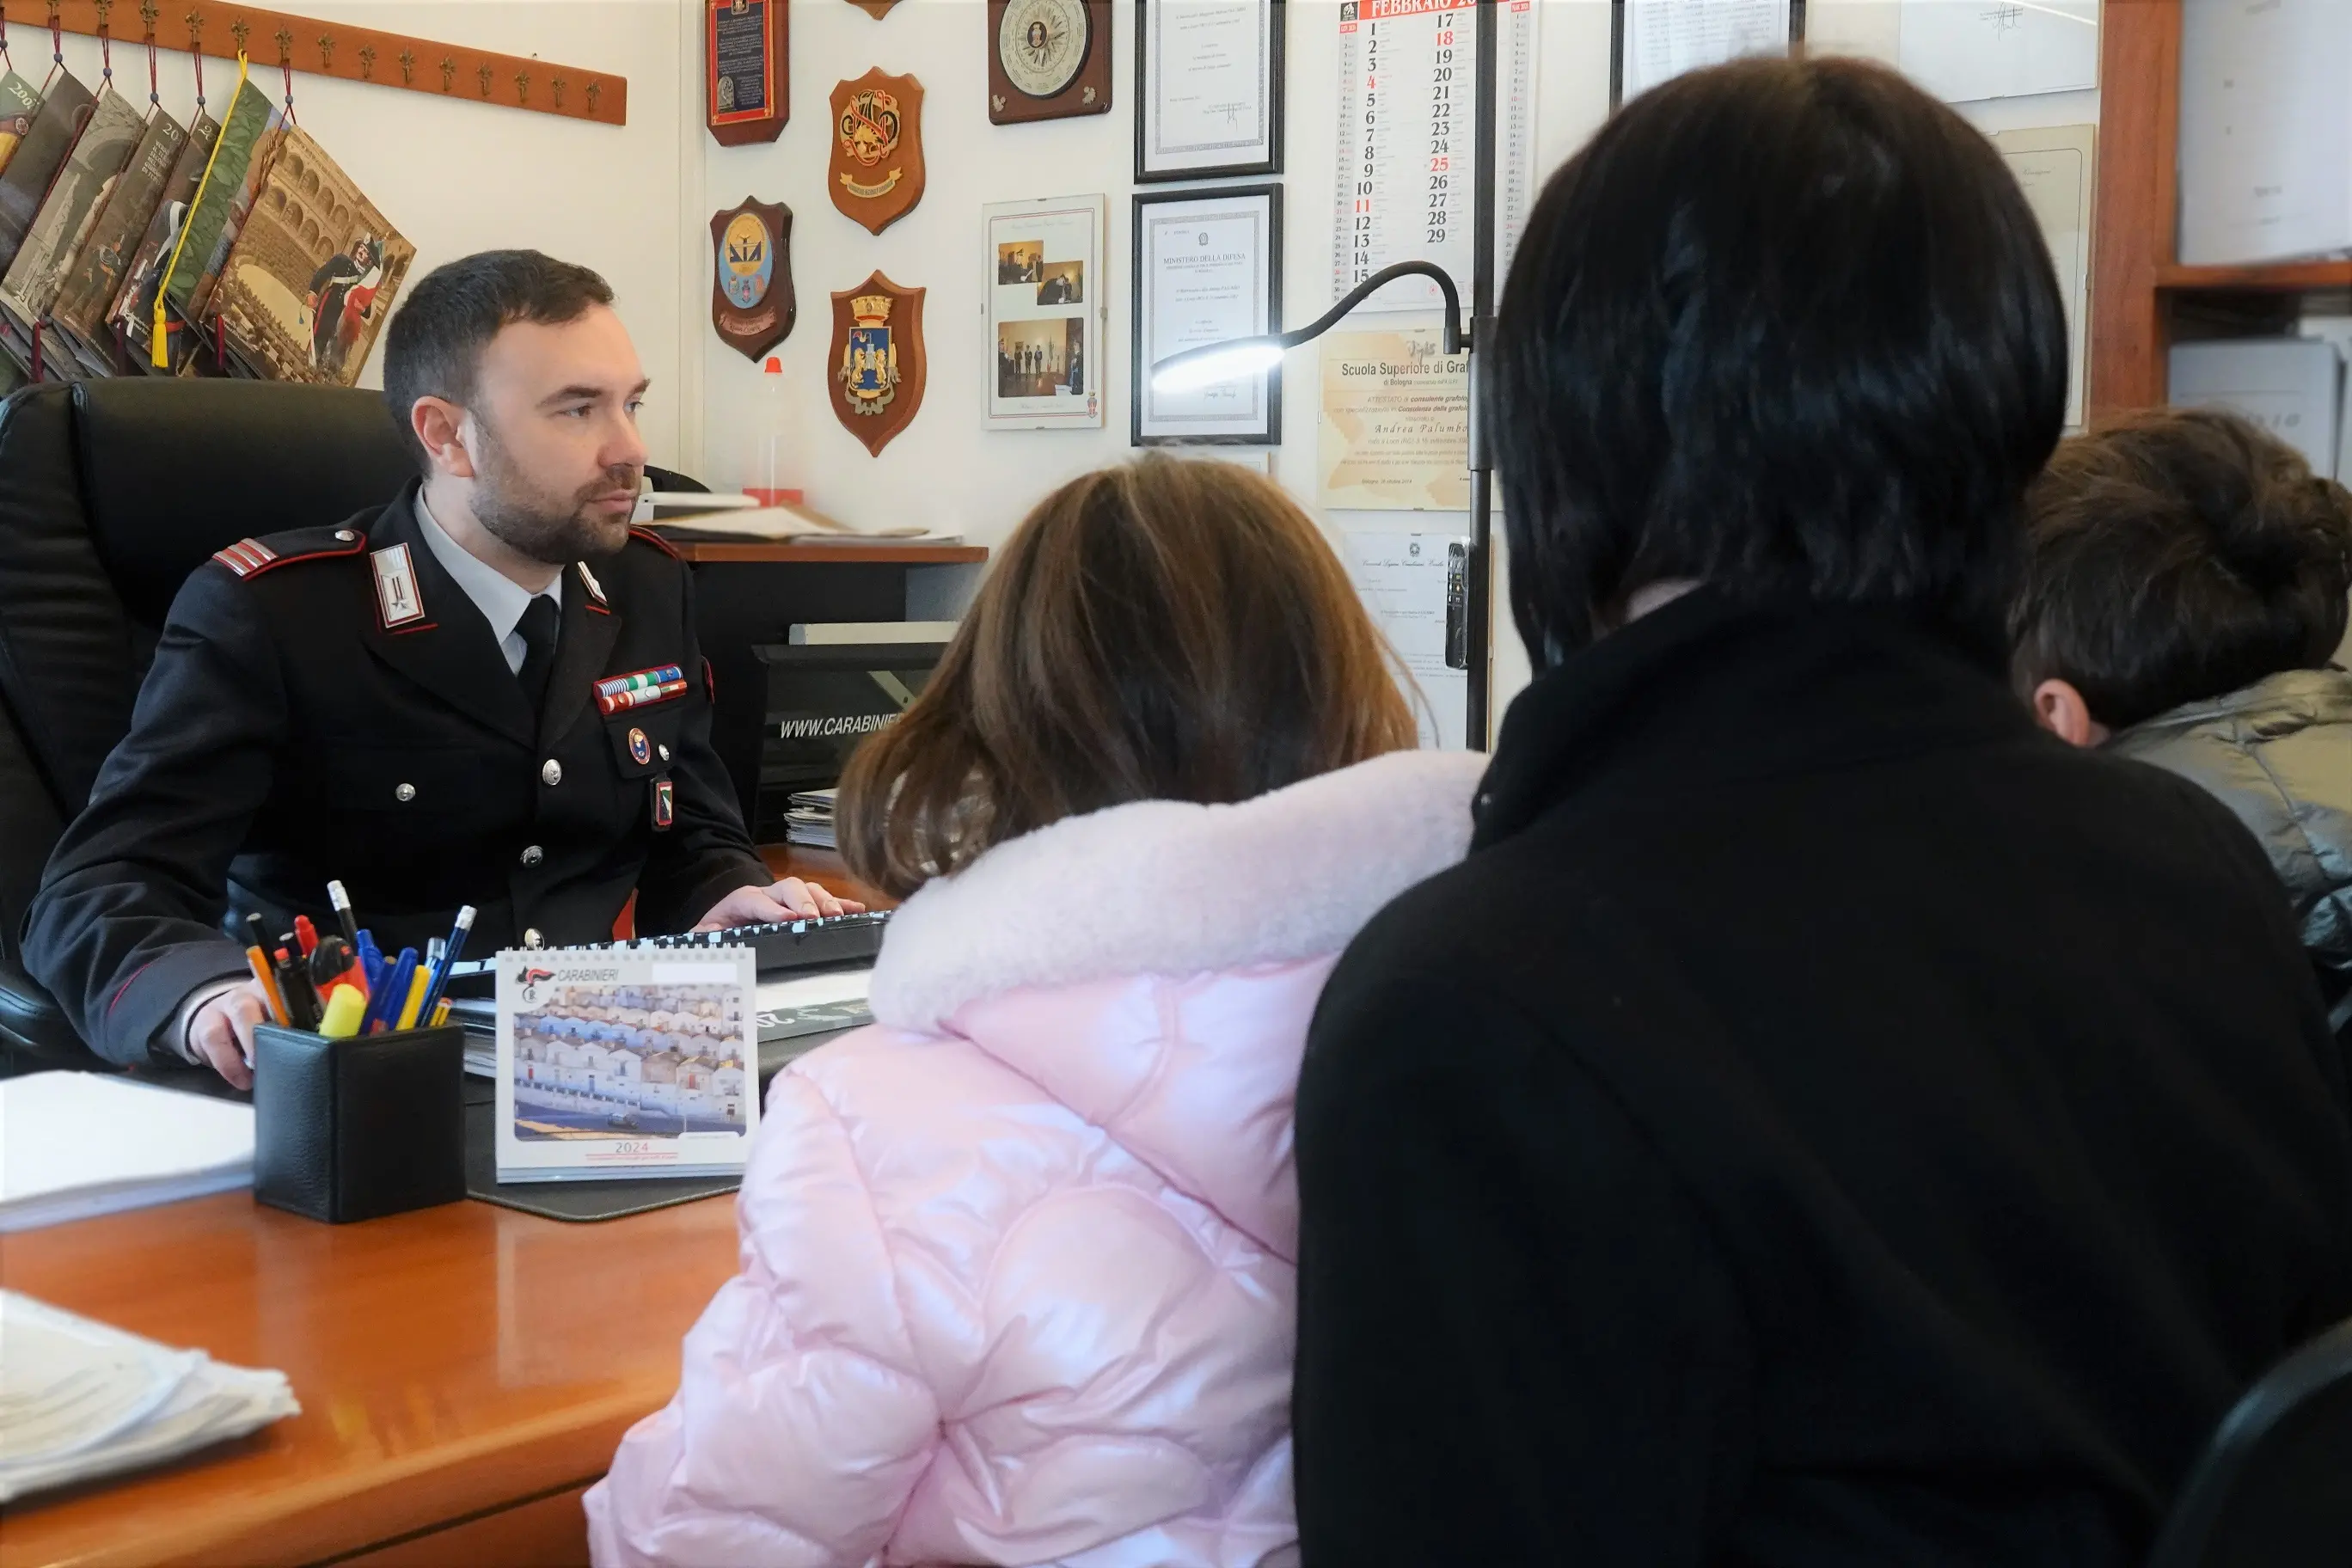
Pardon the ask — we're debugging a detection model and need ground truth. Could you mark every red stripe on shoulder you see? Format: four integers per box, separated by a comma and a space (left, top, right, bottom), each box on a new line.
628, 524, 683, 561
211, 534, 366, 581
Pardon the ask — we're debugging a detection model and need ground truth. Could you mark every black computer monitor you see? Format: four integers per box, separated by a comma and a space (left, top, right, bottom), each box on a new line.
750, 640, 947, 839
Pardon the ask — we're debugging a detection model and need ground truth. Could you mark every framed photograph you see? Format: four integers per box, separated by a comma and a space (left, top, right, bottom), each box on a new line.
1136, 0, 1283, 182
1131, 183, 1283, 446
986, 193, 1107, 430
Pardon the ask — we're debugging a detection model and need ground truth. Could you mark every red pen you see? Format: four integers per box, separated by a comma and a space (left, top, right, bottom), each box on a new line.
294, 915, 321, 959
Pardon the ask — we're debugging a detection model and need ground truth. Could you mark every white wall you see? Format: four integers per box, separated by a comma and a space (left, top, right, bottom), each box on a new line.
695, 0, 2102, 738
28, 0, 701, 469
38, 0, 2101, 735
693, 0, 1616, 735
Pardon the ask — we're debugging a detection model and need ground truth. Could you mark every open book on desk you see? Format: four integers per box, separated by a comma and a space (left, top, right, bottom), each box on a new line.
646, 502, 960, 547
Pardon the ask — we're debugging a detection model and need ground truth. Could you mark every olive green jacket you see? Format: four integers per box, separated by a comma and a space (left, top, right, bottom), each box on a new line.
2110, 668, 2352, 986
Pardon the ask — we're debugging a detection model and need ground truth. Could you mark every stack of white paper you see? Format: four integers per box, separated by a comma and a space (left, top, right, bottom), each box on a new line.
0, 1073, 254, 1234
785, 787, 839, 850
0, 1291, 298, 1504
647, 504, 959, 546
756, 967, 874, 1050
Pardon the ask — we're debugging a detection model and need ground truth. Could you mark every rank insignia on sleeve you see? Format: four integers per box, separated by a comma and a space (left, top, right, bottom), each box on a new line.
211, 538, 279, 577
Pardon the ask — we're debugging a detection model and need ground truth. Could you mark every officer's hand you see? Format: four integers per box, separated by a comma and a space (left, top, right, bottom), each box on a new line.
693, 878, 867, 931
189, 982, 272, 1090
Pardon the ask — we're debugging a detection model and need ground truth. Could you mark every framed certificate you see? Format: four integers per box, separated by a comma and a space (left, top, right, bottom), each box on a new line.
986, 194, 1108, 430
1136, 0, 1283, 182
1131, 184, 1283, 446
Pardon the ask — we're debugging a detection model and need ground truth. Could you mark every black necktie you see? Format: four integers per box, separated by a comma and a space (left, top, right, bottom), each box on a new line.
515, 594, 561, 717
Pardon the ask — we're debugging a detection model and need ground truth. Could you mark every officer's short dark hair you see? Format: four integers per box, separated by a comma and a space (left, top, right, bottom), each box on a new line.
1491, 57, 2068, 668
382, 249, 615, 472
2011, 408, 2352, 729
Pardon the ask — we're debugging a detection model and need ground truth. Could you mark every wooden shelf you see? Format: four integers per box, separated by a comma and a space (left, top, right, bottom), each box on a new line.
0, 0, 628, 126
669, 542, 987, 565
2156, 260, 2352, 292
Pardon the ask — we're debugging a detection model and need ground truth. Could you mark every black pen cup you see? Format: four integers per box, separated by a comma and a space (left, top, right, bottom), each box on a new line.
252, 1023, 466, 1223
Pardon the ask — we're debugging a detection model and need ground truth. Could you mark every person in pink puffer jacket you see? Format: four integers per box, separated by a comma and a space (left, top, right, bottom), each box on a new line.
586, 456, 1483, 1568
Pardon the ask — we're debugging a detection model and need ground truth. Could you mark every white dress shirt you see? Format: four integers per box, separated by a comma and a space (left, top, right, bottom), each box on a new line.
412, 492, 561, 674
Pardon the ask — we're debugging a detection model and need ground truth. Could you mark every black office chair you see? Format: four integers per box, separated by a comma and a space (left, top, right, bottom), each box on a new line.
0, 379, 417, 1073
2145, 1317, 2352, 1568
0, 379, 710, 1075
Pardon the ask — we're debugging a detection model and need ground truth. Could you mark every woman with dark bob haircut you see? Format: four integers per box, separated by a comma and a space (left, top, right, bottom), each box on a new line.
1293, 57, 2352, 1567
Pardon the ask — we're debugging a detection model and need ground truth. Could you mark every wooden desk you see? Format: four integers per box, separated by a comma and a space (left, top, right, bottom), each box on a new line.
759, 843, 893, 913
0, 1193, 738, 1568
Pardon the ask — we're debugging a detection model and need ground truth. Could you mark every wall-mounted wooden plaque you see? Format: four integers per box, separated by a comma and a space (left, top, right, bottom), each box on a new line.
830, 271, 926, 457
988, 0, 1112, 125
828, 69, 927, 236
707, 0, 787, 145
710, 198, 794, 361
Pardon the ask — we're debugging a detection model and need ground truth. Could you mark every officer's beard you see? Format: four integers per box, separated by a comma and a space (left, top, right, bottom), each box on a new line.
469, 420, 641, 566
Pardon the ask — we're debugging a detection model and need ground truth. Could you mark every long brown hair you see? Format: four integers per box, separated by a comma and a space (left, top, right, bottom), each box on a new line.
839, 454, 1417, 897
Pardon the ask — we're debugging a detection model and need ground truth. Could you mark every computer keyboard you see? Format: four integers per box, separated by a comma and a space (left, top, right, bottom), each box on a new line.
438, 911, 891, 998
632, 911, 891, 975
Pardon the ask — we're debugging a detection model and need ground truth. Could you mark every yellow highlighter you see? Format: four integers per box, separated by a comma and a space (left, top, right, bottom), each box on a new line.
318, 984, 368, 1039
394, 965, 431, 1032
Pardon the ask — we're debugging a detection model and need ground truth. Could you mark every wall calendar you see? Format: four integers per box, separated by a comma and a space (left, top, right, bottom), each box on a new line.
1332, 0, 1540, 314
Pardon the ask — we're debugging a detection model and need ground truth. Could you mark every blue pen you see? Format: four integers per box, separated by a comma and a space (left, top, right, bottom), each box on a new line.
416, 905, 477, 1025
357, 929, 383, 989
363, 947, 419, 1035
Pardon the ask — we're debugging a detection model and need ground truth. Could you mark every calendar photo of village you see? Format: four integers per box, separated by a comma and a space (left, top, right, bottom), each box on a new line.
509, 981, 750, 1141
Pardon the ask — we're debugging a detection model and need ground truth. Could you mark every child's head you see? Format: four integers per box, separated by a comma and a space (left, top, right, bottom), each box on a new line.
2011, 407, 2352, 747
840, 454, 1417, 897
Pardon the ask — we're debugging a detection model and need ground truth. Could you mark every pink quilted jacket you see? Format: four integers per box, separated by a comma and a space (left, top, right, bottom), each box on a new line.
585, 749, 1482, 1568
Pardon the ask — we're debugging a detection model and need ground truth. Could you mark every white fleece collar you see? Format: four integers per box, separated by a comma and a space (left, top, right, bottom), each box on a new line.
868, 749, 1487, 1032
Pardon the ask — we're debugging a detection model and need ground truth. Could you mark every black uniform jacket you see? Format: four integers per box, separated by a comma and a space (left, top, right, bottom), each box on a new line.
1293, 589, 2352, 1568
25, 483, 771, 1066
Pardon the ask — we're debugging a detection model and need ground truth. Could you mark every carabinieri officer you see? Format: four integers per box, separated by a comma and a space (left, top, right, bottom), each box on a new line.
24, 250, 861, 1085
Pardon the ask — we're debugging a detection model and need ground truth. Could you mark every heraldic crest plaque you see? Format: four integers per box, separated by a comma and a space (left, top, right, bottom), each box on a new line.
710, 198, 794, 361
830, 271, 926, 456
828, 69, 927, 236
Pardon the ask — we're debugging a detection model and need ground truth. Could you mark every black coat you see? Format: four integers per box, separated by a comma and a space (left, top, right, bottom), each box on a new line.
1293, 591, 2352, 1567
25, 484, 770, 1066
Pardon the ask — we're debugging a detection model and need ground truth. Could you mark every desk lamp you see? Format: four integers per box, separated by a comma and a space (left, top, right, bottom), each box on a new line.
1148, 0, 1503, 750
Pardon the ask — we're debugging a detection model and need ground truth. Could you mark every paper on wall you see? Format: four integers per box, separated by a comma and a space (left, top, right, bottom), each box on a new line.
1896, 0, 2098, 104
1993, 125, 2094, 430
1340, 526, 1471, 750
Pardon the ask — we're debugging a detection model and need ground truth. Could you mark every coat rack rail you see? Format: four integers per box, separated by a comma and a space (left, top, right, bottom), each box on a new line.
0, 0, 628, 126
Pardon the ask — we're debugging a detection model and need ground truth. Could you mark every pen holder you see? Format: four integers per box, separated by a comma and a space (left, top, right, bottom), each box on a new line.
252, 1024, 467, 1223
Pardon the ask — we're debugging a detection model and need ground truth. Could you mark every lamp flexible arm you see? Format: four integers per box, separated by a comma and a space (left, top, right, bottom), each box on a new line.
1279, 260, 1467, 355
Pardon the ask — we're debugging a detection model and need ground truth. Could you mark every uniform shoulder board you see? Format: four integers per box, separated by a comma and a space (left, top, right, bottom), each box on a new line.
626, 524, 683, 562
210, 524, 368, 580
